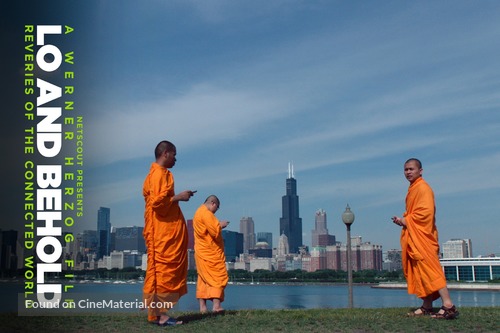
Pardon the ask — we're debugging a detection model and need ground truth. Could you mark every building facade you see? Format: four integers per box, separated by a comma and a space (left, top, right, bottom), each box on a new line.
115, 226, 145, 253
442, 239, 473, 258
323, 238, 383, 271
0, 230, 19, 271
186, 219, 195, 251
240, 216, 255, 253
257, 232, 273, 249
222, 230, 244, 262
441, 257, 500, 281
97, 207, 111, 259
278, 232, 289, 256
311, 209, 336, 247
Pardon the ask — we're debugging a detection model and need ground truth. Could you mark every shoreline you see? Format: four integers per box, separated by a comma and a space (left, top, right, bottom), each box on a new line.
2, 279, 499, 291
372, 282, 500, 291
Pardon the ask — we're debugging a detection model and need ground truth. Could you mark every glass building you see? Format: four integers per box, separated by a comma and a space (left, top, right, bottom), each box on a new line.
441, 257, 500, 282
97, 207, 111, 259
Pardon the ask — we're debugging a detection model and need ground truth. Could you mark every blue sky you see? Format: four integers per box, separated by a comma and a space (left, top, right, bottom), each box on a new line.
74, 1, 500, 256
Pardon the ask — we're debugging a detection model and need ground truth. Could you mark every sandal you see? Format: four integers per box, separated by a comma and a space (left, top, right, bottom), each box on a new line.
431, 305, 459, 320
407, 306, 434, 317
158, 317, 183, 326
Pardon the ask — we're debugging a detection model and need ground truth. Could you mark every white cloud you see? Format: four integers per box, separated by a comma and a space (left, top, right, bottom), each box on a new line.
85, 84, 292, 166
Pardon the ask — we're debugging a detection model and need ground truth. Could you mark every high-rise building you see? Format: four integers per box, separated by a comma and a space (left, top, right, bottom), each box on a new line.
257, 232, 273, 249
81, 230, 97, 252
310, 246, 327, 271
97, 207, 111, 259
325, 237, 383, 271
464, 239, 473, 258
442, 239, 473, 258
115, 226, 145, 253
240, 216, 255, 253
0, 230, 18, 271
279, 163, 302, 253
222, 230, 244, 262
187, 219, 195, 250
277, 232, 289, 256
311, 209, 336, 247
384, 249, 402, 271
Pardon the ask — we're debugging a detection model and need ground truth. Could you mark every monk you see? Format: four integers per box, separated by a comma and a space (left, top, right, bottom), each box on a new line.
142, 140, 196, 326
193, 195, 229, 313
392, 158, 458, 319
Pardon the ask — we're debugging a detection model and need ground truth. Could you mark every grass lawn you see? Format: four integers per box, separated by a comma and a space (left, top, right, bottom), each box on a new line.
1, 307, 498, 332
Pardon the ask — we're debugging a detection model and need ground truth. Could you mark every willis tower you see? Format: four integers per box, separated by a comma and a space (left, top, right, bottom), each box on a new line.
279, 163, 303, 253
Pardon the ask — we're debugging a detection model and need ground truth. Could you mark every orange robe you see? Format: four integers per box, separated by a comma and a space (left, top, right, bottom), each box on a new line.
142, 162, 188, 321
401, 177, 447, 300
193, 204, 228, 300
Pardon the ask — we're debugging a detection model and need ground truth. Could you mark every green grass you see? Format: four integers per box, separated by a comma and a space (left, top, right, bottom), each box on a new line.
1, 307, 498, 333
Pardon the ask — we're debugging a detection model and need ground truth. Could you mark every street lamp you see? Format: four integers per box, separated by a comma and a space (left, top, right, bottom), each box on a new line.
342, 204, 355, 308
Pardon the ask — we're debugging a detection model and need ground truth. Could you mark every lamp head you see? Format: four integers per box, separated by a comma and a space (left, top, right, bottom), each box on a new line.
342, 204, 355, 226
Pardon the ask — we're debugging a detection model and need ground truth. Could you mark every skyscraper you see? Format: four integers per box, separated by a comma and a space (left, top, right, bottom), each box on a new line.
115, 226, 145, 253
97, 207, 111, 259
222, 230, 244, 262
311, 209, 336, 247
279, 163, 302, 253
186, 219, 195, 250
240, 216, 255, 253
0, 230, 18, 270
277, 232, 289, 256
257, 232, 273, 249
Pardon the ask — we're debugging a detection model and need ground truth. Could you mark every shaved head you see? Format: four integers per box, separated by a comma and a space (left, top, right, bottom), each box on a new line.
205, 195, 220, 206
155, 140, 176, 158
405, 158, 422, 169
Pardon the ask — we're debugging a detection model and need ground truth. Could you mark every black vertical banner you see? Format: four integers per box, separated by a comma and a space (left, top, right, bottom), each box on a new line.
1, 1, 88, 321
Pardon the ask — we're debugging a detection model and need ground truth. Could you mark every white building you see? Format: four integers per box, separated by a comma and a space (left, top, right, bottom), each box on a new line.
250, 258, 272, 272
442, 239, 473, 258
278, 232, 289, 256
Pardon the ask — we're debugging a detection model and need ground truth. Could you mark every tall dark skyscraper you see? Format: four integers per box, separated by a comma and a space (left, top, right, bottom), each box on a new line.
222, 230, 244, 262
279, 163, 302, 253
97, 207, 111, 259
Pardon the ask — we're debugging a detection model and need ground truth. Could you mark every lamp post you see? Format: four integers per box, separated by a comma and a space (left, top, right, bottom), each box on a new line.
342, 204, 355, 308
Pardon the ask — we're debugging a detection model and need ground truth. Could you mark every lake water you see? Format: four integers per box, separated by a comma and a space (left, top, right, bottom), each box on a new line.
4, 282, 499, 313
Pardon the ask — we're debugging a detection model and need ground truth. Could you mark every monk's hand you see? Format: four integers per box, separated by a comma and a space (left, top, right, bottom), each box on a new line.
392, 216, 403, 227
220, 220, 230, 229
176, 190, 195, 201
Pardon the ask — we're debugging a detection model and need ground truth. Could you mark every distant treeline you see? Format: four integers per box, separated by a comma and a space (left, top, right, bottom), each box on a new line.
3, 267, 499, 283
217, 269, 404, 284
2, 267, 404, 283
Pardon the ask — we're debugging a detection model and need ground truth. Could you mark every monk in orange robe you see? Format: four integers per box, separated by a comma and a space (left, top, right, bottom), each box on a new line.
193, 195, 229, 313
392, 158, 458, 319
142, 140, 196, 326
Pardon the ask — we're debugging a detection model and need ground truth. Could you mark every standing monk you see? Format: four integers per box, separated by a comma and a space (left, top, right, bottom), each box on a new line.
193, 195, 229, 313
392, 158, 458, 319
142, 140, 196, 326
